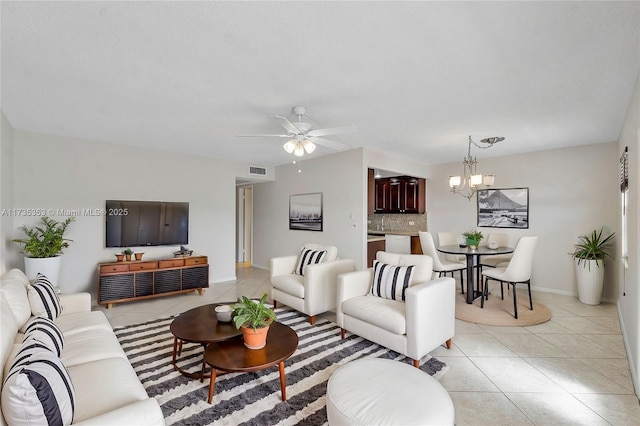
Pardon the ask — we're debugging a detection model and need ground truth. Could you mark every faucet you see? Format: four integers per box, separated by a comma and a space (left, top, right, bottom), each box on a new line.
381, 217, 385, 231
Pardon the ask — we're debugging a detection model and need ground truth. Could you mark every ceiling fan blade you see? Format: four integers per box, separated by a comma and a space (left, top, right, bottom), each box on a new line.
307, 125, 357, 137
309, 137, 347, 150
272, 115, 300, 135
237, 134, 290, 138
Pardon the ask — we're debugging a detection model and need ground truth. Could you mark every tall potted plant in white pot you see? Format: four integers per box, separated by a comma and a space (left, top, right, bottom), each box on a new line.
13, 216, 75, 286
570, 228, 615, 305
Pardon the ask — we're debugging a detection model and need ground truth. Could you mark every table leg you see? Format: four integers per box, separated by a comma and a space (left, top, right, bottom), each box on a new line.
465, 255, 475, 304
278, 361, 287, 401
172, 337, 178, 364
208, 369, 217, 403
200, 344, 207, 382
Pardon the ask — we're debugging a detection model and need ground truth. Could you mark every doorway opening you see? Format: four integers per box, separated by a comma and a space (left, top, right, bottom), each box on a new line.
236, 185, 253, 265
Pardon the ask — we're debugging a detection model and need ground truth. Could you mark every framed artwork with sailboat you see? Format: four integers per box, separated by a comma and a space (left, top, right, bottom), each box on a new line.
477, 187, 529, 229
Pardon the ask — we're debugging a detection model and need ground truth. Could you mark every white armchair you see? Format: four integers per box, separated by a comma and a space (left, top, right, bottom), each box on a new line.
271, 243, 356, 325
336, 251, 455, 367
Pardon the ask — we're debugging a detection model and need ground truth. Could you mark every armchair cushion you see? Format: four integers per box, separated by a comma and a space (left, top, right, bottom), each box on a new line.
376, 252, 432, 283
271, 274, 305, 298
294, 247, 327, 276
342, 296, 406, 335
370, 261, 415, 301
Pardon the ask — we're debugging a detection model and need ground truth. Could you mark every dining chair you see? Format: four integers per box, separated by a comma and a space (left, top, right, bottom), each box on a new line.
477, 233, 512, 291
419, 231, 466, 294
481, 236, 538, 319
438, 232, 465, 263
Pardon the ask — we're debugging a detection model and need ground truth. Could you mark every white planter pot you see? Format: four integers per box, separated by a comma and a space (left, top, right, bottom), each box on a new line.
575, 258, 605, 305
24, 256, 62, 286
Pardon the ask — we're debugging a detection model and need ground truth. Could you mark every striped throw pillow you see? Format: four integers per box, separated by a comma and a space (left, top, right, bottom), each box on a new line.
27, 273, 62, 320
370, 260, 415, 302
294, 247, 327, 276
2, 345, 75, 426
22, 316, 64, 357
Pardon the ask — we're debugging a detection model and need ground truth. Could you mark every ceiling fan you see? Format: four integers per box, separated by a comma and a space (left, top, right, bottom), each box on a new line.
238, 106, 357, 157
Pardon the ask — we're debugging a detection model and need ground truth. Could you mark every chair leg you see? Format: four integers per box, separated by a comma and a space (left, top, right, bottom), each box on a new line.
340, 328, 346, 339
273, 300, 277, 309
527, 280, 533, 310
500, 282, 504, 300
459, 269, 464, 294
413, 359, 420, 368
309, 315, 315, 325
445, 338, 452, 349
481, 277, 488, 308
512, 283, 518, 319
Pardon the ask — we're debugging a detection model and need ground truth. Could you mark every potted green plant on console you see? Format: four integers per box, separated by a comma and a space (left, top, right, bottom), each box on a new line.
232, 294, 278, 350
462, 230, 484, 250
570, 228, 615, 305
13, 216, 75, 286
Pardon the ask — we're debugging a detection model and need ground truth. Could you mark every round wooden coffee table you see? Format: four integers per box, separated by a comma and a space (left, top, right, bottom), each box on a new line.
204, 321, 298, 403
170, 303, 241, 380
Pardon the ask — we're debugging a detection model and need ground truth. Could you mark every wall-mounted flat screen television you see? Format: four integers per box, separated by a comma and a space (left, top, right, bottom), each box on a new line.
105, 200, 189, 248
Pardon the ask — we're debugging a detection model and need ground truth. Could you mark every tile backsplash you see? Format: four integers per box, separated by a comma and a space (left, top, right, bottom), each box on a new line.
367, 213, 427, 233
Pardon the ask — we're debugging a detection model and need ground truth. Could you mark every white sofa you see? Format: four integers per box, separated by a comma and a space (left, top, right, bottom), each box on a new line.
336, 252, 456, 367
0, 268, 164, 426
271, 243, 356, 325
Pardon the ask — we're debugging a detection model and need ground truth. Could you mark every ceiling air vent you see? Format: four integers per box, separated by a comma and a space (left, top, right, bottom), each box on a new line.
249, 166, 267, 176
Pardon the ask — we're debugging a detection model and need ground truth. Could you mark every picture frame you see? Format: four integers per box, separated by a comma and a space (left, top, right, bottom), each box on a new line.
289, 193, 323, 231
477, 187, 529, 229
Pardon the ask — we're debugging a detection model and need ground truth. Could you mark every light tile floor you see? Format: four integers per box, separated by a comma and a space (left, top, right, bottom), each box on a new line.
96, 265, 640, 425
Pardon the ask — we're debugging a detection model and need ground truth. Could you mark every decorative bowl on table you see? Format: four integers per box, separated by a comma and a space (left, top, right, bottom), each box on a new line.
215, 305, 233, 322
487, 241, 499, 250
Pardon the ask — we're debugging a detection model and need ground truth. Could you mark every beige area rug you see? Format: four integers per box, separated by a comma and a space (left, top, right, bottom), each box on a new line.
455, 289, 552, 326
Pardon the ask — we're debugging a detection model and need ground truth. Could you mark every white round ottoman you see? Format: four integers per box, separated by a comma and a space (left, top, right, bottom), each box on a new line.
326, 358, 454, 425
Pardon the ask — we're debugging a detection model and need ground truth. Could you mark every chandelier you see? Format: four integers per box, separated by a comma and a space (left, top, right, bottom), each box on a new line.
449, 135, 504, 201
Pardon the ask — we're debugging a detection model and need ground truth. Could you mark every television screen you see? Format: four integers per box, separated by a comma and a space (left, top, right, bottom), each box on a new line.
105, 200, 189, 248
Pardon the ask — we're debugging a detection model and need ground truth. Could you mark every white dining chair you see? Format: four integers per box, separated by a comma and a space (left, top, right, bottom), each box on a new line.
478, 233, 513, 295
481, 236, 538, 319
419, 231, 466, 294
438, 232, 465, 263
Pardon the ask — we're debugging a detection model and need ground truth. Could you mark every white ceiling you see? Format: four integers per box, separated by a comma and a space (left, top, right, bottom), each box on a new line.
2, 1, 639, 167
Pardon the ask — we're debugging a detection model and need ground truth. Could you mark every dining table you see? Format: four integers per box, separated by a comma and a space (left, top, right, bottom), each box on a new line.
437, 244, 514, 304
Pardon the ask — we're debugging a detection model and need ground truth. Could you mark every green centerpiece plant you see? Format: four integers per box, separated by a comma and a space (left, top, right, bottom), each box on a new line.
462, 230, 483, 249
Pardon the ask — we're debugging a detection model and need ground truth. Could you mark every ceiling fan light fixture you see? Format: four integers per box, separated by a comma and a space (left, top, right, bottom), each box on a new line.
302, 140, 316, 154
283, 140, 296, 154
293, 144, 305, 157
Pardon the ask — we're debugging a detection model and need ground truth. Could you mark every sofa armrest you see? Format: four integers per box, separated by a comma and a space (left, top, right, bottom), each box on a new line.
71, 398, 164, 426
405, 277, 455, 360
270, 255, 298, 278
59, 293, 91, 315
304, 259, 356, 315
336, 269, 373, 327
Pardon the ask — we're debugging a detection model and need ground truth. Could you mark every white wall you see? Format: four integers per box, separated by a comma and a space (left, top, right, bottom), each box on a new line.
428, 142, 619, 299
9, 130, 253, 297
617, 71, 639, 396
253, 149, 366, 269
0, 111, 19, 274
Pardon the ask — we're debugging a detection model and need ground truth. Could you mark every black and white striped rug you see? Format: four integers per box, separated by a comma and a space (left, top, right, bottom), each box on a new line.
114, 307, 448, 425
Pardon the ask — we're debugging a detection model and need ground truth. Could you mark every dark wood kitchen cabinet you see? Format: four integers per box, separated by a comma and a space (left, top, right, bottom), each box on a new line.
375, 176, 425, 214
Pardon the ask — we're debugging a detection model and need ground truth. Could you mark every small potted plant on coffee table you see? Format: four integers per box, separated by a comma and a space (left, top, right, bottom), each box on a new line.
462, 230, 484, 250
231, 294, 278, 350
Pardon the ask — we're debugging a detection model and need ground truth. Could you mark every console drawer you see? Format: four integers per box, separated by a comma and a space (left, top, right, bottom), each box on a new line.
159, 259, 185, 269
100, 264, 129, 274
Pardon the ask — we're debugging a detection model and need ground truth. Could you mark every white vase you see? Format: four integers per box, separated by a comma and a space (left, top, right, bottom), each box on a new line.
575, 258, 605, 305
24, 256, 62, 287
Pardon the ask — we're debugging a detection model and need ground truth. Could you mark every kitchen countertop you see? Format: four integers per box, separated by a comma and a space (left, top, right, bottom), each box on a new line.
367, 235, 386, 242
367, 230, 421, 237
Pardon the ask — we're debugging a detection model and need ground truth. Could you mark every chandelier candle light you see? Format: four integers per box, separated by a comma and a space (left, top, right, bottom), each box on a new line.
449, 135, 505, 201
